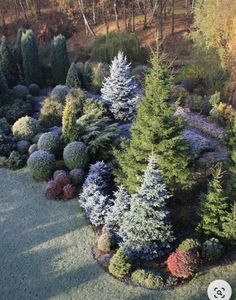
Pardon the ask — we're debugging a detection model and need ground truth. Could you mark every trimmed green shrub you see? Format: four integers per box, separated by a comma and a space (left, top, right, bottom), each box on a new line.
29, 83, 40, 96
69, 169, 84, 185
16, 140, 30, 154
82, 61, 92, 91
0, 117, 10, 134
177, 239, 201, 255
27, 150, 55, 180
39, 97, 64, 128
108, 248, 132, 279
21, 29, 42, 85
6, 151, 26, 170
12, 85, 29, 99
0, 71, 8, 97
63, 141, 88, 170
223, 203, 236, 244
0, 133, 14, 157
202, 238, 224, 261
131, 269, 164, 289
91, 62, 109, 94
38, 132, 61, 156
50, 85, 70, 104
0, 36, 19, 87
90, 32, 148, 64
66, 62, 81, 89
62, 89, 84, 143
97, 230, 115, 253
51, 34, 70, 85
16, 28, 25, 66
12, 116, 40, 141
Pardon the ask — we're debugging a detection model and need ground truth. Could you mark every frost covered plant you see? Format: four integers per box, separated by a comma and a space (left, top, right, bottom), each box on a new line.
63, 141, 88, 170
27, 150, 55, 180
119, 156, 174, 260
131, 269, 164, 289
105, 186, 130, 234
12, 116, 40, 141
50, 85, 70, 104
101, 51, 139, 121
108, 248, 132, 278
79, 161, 111, 226
38, 132, 62, 156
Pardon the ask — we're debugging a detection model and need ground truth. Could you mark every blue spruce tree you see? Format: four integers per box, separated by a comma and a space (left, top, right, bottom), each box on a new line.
101, 51, 138, 121
119, 156, 174, 260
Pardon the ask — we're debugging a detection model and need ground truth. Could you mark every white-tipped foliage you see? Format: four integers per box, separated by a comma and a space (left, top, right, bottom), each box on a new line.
101, 51, 138, 121
105, 186, 130, 233
119, 156, 174, 260
79, 161, 111, 226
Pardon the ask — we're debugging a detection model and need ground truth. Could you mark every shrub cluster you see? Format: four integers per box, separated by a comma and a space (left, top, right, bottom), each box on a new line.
131, 269, 164, 289
39, 97, 64, 128
12, 116, 40, 141
202, 238, 224, 262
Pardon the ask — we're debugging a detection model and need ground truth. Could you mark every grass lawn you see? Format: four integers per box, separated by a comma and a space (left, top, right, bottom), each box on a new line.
0, 168, 235, 300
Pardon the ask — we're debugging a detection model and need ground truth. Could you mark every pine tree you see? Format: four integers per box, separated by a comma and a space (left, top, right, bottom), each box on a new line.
79, 161, 111, 226
105, 186, 130, 233
51, 34, 70, 85
101, 51, 138, 121
223, 202, 236, 244
115, 54, 194, 194
16, 28, 25, 67
0, 36, 19, 87
226, 118, 236, 199
82, 61, 92, 91
21, 30, 42, 85
66, 62, 81, 89
119, 156, 174, 260
197, 164, 229, 238
62, 89, 84, 144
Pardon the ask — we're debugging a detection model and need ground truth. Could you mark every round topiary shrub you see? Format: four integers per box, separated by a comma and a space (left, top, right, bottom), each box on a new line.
27, 150, 55, 180
50, 85, 70, 104
6, 151, 26, 170
63, 184, 76, 200
16, 140, 31, 154
46, 180, 62, 199
167, 251, 198, 279
53, 170, 67, 180
55, 173, 71, 188
29, 83, 40, 96
202, 238, 224, 262
97, 230, 115, 253
12, 116, 40, 141
12, 85, 29, 99
131, 269, 164, 289
177, 238, 201, 256
38, 132, 61, 156
69, 169, 85, 185
63, 141, 88, 170
108, 248, 132, 279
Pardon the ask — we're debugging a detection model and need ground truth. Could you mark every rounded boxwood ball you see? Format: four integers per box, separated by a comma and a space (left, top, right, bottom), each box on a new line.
27, 150, 55, 180
12, 116, 40, 141
38, 132, 61, 156
63, 142, 88, 170
69, 169, 85, 185
29, 83, 41, 96
12, 85, 29, 99
17, 140, 31, 154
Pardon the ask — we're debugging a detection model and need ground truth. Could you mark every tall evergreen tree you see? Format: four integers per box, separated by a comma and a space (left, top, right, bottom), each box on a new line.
197, 164, 229, 238
21, 30, 42, 85
101, 51, 138, 121
226, 118, 236, 199
0, 71, 8, 96
115, 54, 194, 194
82, 61, 93, 91
66, 63, 81, 89
0, 36, 19, 87
105, 186, 130, 234
16, 28, 25, 67
119, 156, 174, 260
223, 202, 236, 244
51, 34, 70, 85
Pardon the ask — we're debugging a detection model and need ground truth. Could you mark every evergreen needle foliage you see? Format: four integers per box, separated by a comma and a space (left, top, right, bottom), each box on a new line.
21, 30, 42, 85
222, 202, 236, 244
51, 34, 70, 85
66, 63, 81, 89
119, 156, 174, 260
115, 54, 194, 194
0, 36, 19, 87
197, 164, 229, 238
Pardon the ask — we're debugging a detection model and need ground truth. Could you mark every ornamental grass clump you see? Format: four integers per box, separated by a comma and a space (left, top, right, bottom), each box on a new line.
27, 150, 55, 180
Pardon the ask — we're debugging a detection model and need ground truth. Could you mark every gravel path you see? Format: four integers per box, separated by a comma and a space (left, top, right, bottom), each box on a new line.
0, 168, 235, 300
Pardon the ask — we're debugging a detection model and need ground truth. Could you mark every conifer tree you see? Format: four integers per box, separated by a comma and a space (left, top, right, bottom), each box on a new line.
226, 118, 236, 199
21, 30, 42, 85
197, 164, 229, 238
16, 28, 25, 67
51, 34, 70, 85
105, 186, 130, 233
115, 54, 194, 194
62, 89, 84, 143
119, 156, 174, 260
66, 63, 81, 89
101, 51, 138, 121
0, 36, 19, 87
82, 61, 93, 91
0, 71, 8, 97
223, 202, 236, 243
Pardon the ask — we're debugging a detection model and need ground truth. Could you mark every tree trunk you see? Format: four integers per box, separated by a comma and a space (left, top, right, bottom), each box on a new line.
114, 0, 120, 31
171, 0, 175, 34
132, 0, 135, 32
78, 0, 96, 37
159, 0, 163, 40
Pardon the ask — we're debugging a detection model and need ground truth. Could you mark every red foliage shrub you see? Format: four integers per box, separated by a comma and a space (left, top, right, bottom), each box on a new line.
46, 180, 62, 199
55, 174, 71, 188
167, 251, 198, 279
63, 184, 76, 200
